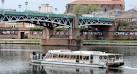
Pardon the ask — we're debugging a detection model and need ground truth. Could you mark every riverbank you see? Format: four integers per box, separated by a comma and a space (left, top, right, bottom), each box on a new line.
0, 39, 40, 44
1, 39, 137, 46
83, 40, 137, 46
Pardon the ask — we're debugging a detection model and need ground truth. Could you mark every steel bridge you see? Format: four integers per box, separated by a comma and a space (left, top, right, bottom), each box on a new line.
0, 10, 113, 29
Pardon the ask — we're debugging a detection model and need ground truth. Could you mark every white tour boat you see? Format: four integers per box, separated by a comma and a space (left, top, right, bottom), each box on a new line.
30, 50, 124, 68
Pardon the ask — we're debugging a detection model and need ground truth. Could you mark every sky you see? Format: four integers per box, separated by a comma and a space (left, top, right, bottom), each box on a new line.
0, 0, 137, 13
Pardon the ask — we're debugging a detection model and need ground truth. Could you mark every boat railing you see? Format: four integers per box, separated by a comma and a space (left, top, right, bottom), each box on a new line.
48, 49, 71, 52
31, 52, 45, 60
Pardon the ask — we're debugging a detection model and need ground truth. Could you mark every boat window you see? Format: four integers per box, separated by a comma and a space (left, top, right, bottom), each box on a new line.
80, 56, 82, 60
71, 55, 75, 59
109, 55, 115, 58
100, 56, 107, 60
47, 54, 52, 58
53, 54, 57, 58
61, 55, 63, 58
68, 55, 70, 58
90, 55, 93, 59
59, 55, 61, 58
64, 55, 67, 58
64, 55, 69, 58
116, 55, 120, 59
76, 55, 79, 59
104, 56, 107, 59
87, 56, 89, 60
99, 56, 102, 59
74, 56, 76, 59
83, 56, 89, 60
71, 55, 73, 58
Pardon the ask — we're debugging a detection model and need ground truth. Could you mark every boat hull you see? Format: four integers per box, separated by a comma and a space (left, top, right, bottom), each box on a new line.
31, 60, 107, 68
107, 62, 124, 67
31, 60, 124, 69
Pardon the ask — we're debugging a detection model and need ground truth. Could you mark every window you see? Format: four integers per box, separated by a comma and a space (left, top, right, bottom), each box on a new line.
53, 54, 57, 58
80, 56, 82, 60
90, 55, 93, 59
83, 56, 89, 60
104, 56, 107, 59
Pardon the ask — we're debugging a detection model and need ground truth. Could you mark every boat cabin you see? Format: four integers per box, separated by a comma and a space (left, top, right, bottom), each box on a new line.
31, 50, 124, 68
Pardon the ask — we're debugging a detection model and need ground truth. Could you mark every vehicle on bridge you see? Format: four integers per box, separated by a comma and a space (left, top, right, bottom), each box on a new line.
30, 50, 124, 69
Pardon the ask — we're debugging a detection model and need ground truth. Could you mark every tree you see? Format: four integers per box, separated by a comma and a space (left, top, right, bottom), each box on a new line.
72, 4, 100, 16
1, 0, 4, 3
116, 20, 129, 31
72, 4, 101, 33
29, 27, 43, 32
1, 0, 5, 8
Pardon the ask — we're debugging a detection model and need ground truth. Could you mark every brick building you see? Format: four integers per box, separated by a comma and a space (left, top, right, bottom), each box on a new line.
38, 4, 54, 13
113, 8, 137, 40
66, 0, 125, 14
0, 22, 42, 39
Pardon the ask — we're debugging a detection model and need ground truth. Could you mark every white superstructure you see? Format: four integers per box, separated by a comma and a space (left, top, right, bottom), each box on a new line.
31, 50, 124, 68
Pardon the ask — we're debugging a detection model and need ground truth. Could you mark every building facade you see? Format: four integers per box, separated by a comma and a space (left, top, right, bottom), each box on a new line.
0, 22, 42, 39
113, 8, 137, 40
38, 4, 54, 13
66, 0, 125, 13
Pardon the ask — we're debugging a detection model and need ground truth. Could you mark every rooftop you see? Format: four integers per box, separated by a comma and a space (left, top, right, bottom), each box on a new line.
116, 8, 137, 18
68, 0, 124, 5
48, 50, 121, 56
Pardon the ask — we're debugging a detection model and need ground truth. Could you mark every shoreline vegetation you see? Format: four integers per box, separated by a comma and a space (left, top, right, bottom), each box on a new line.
1, 39, 137, 46
83, 40, 137, 46
0, 39, 40, 44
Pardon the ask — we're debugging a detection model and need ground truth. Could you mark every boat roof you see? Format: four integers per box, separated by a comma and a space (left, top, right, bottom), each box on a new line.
48, 50, 122, 56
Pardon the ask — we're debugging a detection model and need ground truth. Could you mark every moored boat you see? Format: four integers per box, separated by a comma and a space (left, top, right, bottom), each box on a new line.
30, 50, 124, 68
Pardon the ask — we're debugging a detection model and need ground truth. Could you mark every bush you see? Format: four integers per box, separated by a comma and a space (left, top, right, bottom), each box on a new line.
29, 27, 43, 32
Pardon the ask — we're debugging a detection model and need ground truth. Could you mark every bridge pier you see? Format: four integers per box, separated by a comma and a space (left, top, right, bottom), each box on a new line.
40, 38, 81, 46
40, 28, 81, 46
40, 15, 82, 46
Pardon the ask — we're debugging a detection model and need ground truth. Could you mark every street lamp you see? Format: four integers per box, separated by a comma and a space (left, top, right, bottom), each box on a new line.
38, 6, 41, 12
25, 1, 28, 11
18, 4, 22, 12
55, 8, 58, 13
46, 3, 49, 13
1, 0, 5, 9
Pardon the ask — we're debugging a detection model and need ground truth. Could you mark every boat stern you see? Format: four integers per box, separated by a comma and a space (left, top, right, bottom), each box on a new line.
107, 62, 124, 67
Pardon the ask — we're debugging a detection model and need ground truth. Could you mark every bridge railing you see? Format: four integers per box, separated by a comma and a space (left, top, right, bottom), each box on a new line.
0, 10, 73, 18
0, 30, 137, 40
80, 31, 137, 40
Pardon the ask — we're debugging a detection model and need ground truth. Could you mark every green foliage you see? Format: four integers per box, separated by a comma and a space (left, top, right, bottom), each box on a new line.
55, 28, 65, 32
116, 20, 129, 31
118, 21, 129, 26
29, 27, 43, 32
79, 28, 88, 32
72, 4, 100, 15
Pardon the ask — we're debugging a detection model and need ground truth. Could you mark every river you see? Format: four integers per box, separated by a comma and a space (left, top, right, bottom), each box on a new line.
0, 44, 137, 74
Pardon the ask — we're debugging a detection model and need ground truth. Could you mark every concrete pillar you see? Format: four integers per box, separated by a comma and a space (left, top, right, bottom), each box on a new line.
17, 22, 25, 39
108, 26, 115, 40
41, 15, 82, 46
70, 14, 80, 39
42, 27, 49, 39
28, 31, 31, 39
17, 31, 21, 39
69, 28, 73, 39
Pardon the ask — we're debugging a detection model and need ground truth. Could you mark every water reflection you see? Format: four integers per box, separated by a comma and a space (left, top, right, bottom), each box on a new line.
32, 65, 47, 74
31, 64, 124, 74
0, 44, 137, 74
31, 65, 105, 74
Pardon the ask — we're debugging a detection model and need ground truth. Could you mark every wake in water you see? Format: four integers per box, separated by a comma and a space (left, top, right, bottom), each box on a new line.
122, 66, 137, 70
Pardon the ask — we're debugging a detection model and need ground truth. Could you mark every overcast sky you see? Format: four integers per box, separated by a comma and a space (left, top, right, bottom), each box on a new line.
0, 0, 137, 13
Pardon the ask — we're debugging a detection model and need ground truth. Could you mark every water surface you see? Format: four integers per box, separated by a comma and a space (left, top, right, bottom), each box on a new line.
0, 44, 137, 74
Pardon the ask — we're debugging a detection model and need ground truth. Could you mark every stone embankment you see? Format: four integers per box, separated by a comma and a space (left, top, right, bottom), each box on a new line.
0, 39, 137, 46
0, 39, 40, 44
83, 40, 137, 46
